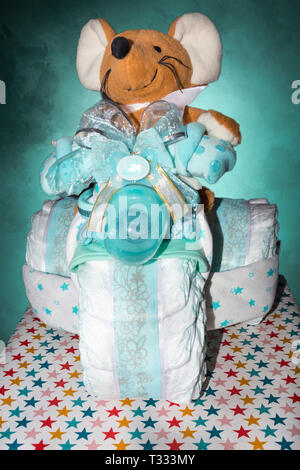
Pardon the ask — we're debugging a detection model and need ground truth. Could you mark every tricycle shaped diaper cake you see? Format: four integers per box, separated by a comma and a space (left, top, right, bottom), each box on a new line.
23, 12, 279, 403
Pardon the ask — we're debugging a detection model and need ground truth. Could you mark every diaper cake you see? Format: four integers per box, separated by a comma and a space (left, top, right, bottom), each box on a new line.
23, 13, 279, 403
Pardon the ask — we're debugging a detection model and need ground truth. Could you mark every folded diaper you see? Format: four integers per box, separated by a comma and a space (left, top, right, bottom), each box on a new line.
206, 255, 279, 330
72, 203, 213, 402
23, 264, 80, 333
246, 199, 279, 266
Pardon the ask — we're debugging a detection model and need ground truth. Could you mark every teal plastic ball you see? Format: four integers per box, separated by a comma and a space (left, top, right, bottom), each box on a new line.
104, 184, 169, 265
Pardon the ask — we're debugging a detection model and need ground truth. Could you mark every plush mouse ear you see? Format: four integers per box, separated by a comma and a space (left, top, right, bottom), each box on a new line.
168, 12, 222, 85
76, 19, 115, 91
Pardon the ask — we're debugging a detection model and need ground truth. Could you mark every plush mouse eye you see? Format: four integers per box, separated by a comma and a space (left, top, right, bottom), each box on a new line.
153, 46, 161, 53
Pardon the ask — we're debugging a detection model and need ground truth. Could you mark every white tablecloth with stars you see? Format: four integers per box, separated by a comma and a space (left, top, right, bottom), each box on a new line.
0, 277, 299, 450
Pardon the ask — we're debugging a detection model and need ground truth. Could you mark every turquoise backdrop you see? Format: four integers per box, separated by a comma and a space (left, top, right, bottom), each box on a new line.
0, 0, 299, 342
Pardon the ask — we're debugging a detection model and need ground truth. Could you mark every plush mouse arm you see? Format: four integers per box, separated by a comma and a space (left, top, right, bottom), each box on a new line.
183, 106, 241, 147
125, 106, 241, 149
40, 137, 95, 196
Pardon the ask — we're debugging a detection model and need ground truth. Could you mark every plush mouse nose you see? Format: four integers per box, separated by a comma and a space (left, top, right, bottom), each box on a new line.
111, 36, 130, 59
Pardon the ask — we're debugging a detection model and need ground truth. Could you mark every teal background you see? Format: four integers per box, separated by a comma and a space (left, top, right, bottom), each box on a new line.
0, 0, 299, 342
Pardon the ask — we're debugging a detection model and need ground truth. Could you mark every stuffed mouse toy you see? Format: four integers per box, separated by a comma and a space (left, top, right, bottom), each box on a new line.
76, 12, 241, 211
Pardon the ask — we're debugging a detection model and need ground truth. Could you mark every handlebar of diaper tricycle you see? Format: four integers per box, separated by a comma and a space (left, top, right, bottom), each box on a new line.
46, 99, 236, 266
74, 101, 236, 266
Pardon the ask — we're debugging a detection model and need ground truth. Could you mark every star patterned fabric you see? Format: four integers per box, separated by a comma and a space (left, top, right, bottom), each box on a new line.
0, 278, 299, 450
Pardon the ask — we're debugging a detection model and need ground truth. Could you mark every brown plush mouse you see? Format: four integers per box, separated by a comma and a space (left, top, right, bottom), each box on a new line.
76, 12, 241, 211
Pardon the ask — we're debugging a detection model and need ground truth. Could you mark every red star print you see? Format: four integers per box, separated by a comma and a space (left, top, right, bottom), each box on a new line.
40, 416, 56, 428
70, 334, 79, 340
234, 426, 251, 438
166, 416, 182, 428
222, 339, 231, 346
282, 375, 296, 385
0, 385, 8, 395
54, 379, 67, 388
225, 368, 238, 378
65, 346, 76, 354
26, 327, 36, 334
60, 361, 72, 371
3, 368, 16, 377
273, 345, 284, 352
19, 340, 30, 347
265, 320, 274, 326
48, 397, 63, 407
288, 394, 300, 403
222, 353, 236, 362
166, 438, 184, 450
227, 386, 242, 396
230, 405, 246, 416
106, 406, 122, 417
11, 353, 24, 361
166, 400, 180, 407
277, 359, 290, 368
32, 440, 49, 450
103, 427, 119, 440
268, 332, 279, 338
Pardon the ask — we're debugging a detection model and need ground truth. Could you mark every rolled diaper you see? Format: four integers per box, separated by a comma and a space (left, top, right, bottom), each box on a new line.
246, 199, 279, 266
26, 197, 77, 277
26, 200, 54, 274
210, 198, 279, 272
